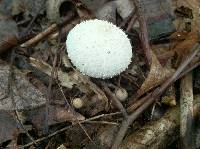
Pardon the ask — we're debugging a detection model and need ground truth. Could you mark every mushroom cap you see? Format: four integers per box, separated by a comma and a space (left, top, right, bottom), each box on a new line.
66, 19, 132, 78
115, 88, 128, 102
72, 98, 84, 109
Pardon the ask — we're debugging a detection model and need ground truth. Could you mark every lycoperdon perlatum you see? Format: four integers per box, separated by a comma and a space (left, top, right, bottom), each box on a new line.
66, 19, 132, 79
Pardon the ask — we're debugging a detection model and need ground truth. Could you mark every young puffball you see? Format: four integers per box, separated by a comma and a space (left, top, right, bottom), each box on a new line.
115, 88, 128, 102
72, 98, 84, 109
66, 19, 132, 79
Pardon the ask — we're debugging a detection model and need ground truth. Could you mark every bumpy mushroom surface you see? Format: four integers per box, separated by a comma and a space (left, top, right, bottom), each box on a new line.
66, 19, 132, 78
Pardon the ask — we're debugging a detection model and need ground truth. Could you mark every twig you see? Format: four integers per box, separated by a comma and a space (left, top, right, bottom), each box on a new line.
14, 111, 37, 145
19, 125, 73, 148
180, 72, 194, 149
20, 12, 74, 48
44, 52, 58, 133
103, 83, 128, 119
56, 80, 72, 107
85, 121, 119, 125
111, 43, 200, 149
127, 94, 151, 113
0, 36, 19, 54
18, 112, 121, 148
7, 50, 37, 145
78, 122, 95, 145
132, 0, 152, 68
45, 29, 64, 133
76, 70, 109, 109
83, 112, 121, 122
179, 61, 200, 79
0, 12, 74, 54
126, 13, 137, 32
121, 95, 200, 149
127, 52, 200, 114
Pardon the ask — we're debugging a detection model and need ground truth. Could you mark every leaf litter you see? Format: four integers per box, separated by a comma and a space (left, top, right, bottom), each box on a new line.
0, 0, 200, 148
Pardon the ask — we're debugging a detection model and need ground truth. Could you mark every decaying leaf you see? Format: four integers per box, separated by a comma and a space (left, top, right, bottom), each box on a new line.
121, 95, 200, 149
0, 111, 19, 144
121, 107, 180, 149
0, 104, 85, 144
26, 105, 85, 130
0, 12, 18, 42
29, 57, 108, 109
29, 57, 76, 89
172, 32, 199, 65
172, 0, 200, 32
81, 94, 107, 116
137, 52, 173, 97
96, 125, 118, 148
57, 144, 68, 149
0, 0, 45, 16
161, 85, 176, 106
0, 60, 46, 110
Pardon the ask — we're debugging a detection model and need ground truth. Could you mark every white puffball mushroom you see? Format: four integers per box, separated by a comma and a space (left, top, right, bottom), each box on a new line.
72, 98, 84, 109
66, 19, 132, 79
115, 88, 128, 102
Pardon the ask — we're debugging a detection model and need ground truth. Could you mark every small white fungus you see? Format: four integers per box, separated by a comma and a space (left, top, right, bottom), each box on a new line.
115, 88, 128, 102
72, 98, 84, 109
66, 19, 132, 78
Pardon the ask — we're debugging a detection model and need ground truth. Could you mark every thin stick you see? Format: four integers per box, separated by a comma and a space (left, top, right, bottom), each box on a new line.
132, 0, 152, 67
103, 84, 128, 119
0, 13, 74, 54
180, 72, 194, 149
19, 112, 121, 148
127, 53, 200, 114
78, 122, 95, 145
85, 121, 119, 125
121, 95, 200, 148
14, 111, 37, 145
111, 43, 200, 149
126, 14, 137, 32
20, 12, 74, 48
7, 50, 37, 145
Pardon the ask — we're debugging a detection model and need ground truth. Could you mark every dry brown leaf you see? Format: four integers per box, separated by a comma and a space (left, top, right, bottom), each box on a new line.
137, 52, 173, 97
29, 57, 108, 110
0, 111, 19, 144
173, 32, 199, 63
172, 0, 200, 32
170, 31, 190, 41
161, 85, 176, 106
75, 71, 109, 109
26, 105, 85, 130
29, 57, 76, 89
0, 60, 46, 110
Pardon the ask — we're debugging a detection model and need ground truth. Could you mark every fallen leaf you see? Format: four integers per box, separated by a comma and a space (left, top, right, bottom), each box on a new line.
161, 85, 176, 106
0, 12, 18, 33
0, 111, 19, 144
0, 12, 18, 47
0, 0, 45, 16
137, 52, 173, 97
170, 31, 189, 41
172, 0, 200, 32
29, 57, 76, 89
29, 57, 108, 110
26, 105, 85, 131
173, 32, 199, 65
0, 60, 46, 110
